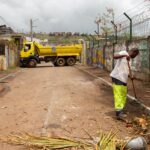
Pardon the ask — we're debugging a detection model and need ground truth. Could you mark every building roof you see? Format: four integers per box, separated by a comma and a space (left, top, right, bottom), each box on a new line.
0, 24, 14, 35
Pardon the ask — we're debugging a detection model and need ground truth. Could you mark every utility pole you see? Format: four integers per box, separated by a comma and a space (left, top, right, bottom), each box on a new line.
111, 21, 117, 69
30, 19, 33, 41
101, 27, 108, 69
30, 18, 38, 41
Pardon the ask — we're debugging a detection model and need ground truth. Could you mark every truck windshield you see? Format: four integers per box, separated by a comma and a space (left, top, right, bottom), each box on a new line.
24, 44, 31, 52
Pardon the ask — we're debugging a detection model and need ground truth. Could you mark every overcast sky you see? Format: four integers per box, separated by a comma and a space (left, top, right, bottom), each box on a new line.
0, 0, 144, 33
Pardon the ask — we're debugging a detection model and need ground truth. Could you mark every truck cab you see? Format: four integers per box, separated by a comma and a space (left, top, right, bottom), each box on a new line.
20, 42, 40, 67
21, 42, 35, 57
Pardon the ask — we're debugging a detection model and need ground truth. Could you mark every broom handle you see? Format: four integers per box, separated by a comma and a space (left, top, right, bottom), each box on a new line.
127, 60, 137, 99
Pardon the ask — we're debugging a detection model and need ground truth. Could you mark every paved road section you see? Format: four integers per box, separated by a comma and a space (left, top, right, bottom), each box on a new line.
0, 65, 143, 149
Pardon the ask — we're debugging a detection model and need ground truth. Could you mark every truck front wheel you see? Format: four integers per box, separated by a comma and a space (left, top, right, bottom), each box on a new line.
67, 57, 76, 66
20, 62, 26, 68
56, 58, 65, 66
28, 59, 37, 68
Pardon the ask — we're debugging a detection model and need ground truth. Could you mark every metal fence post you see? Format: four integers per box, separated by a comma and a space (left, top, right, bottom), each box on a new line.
111, 21, 118, 69
148, 36, 150, 81
124, 13, 132, 43
103, 31, 107, 69
100, 27, 108, 69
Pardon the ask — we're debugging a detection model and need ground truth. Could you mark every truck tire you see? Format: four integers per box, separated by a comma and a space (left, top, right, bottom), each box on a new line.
54, 62, 58, 66
19, 62, 24, 67
67, 57, 76, 66
56, 58, 65, 66
28, 59, 37, 68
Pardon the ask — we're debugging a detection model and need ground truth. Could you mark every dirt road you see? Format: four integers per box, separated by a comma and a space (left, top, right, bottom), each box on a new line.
0, 64, 145, 149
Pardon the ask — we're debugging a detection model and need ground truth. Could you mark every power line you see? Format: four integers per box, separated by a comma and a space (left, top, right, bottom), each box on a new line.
97, 0, 150, 37
115, 0, 149, 22
126, 4, 150, 16
115, 0, 145, 19
117, 8, 150, 25
125, 0, 146, 13
115, 4, 150, 24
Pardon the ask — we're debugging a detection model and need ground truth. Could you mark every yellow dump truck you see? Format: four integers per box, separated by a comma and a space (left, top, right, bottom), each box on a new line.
20, 41, 82, 67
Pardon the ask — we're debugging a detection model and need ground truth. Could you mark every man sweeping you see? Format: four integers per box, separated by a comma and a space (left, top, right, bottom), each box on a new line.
110, 48, 139, 120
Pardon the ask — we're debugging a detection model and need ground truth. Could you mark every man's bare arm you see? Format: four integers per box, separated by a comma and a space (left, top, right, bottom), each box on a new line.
114, 54, 130, 60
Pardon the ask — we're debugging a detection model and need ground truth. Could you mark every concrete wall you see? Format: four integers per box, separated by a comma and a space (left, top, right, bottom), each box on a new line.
105, 46, 113, 71
0, 42, 18, 71
8, 43, 19, 67
86, 41, 105, 69
86, 37, 150, 81
0, 55, 6, 70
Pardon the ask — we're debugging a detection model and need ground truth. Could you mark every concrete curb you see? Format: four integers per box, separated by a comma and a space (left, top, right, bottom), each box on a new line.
75, 66, 150, 115
0, 85, 5, 93
0, 69, 24, 82
0, 69, 24, 94
0, 74, 14, 82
